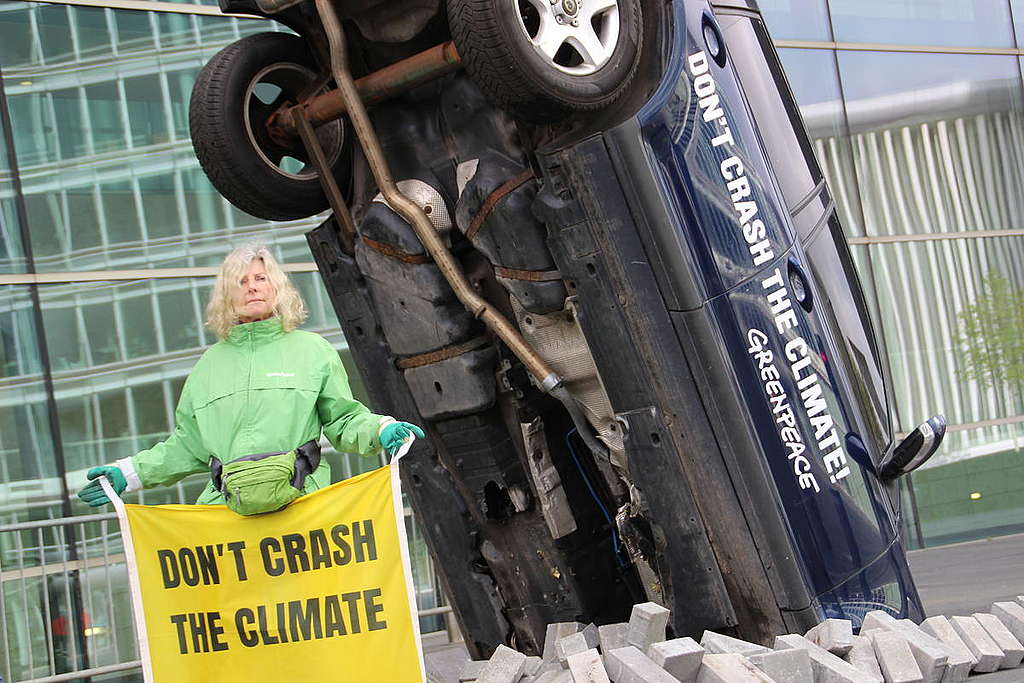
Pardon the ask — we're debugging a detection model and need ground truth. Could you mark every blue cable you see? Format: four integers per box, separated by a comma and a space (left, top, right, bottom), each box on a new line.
565, 428, 625, 566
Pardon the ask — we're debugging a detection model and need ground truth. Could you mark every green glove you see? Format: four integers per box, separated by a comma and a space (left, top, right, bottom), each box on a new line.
380, 421, 425, 455
77, 466, 128, 507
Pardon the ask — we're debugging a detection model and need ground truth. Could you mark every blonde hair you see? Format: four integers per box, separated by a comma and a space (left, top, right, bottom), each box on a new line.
205, 244, 308, 339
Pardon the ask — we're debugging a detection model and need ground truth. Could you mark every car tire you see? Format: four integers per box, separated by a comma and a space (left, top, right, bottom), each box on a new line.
447, 0, 643, 123
189, 32, 350, 221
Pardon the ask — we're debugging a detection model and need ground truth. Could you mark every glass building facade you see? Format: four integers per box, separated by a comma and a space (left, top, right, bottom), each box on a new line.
759, 0, 1024, 549
0, 0, 1021, 680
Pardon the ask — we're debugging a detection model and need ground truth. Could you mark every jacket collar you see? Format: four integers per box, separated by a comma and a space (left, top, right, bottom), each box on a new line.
227, 317, 286, 346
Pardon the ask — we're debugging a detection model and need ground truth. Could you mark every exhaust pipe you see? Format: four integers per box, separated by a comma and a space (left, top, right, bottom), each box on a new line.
312, 0, 610, 460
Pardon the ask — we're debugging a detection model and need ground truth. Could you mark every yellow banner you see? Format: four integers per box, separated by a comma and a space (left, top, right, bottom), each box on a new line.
110, 463, 425, 683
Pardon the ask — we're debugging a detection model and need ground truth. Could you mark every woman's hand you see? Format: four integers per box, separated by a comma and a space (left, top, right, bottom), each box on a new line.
380, 422, 426, 455
77, 466, 128, 507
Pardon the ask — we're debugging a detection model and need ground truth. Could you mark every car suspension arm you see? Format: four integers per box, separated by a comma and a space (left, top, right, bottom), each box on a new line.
312, 0, 611, 460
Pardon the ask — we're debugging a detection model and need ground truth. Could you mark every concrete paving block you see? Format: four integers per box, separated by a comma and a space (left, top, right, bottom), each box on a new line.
948, 616, 1003, 673
627, 603, 671, 653
560, 633, 594, 668
868, 630, 924, 683
700, 631, 771, 656
649, 637, 705, 682
695, 653, 775, 683
807, 619, 855, 656
460, 660, 488, 681
606, 646, 678, 683
973, 612, 1024, 669
991, 602, 1024, 643
845, 635, 884, 681
599, 624, 630, 655
545, 623, 586, 663
534, 671, 573, 683
478, 644, 529, 683
919, 616, 976, 683
567, 649, 612, 683
582, 624, 601, 650
859, 612, 947, 683
524, 656, 544, 677
1016, 596, 1024, 609
775, 633, 882, 683
895, 619, 972, 683
748, 647, 813, 683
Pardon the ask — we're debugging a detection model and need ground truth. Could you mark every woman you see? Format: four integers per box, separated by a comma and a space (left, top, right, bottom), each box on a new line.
77, 244, 423, 515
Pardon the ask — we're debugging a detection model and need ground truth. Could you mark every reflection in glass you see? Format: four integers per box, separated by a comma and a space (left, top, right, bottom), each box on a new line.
830, 0, 1014, 48
757, 0, 832, 41
832, 52, 1024, 239
909, 422, 1024, 546
867, 237, 1024, 440
1, 2, 298, 272
0, 286, 59, 521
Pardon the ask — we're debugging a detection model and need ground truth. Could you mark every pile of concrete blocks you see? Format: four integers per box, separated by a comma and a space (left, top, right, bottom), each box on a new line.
456, 595, 1024, 682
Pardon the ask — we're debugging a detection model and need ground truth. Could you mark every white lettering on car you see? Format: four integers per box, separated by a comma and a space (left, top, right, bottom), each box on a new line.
693, 51, 851, 491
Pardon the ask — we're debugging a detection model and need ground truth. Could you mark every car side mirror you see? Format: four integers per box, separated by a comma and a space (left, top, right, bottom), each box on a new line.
878, 415, 946, 480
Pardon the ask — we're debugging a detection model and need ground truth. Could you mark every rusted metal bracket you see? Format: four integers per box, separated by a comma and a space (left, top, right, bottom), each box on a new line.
272, 41, 462, 138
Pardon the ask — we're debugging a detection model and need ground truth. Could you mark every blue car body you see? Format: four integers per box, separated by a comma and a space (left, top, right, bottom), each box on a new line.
554, 0, 924, 624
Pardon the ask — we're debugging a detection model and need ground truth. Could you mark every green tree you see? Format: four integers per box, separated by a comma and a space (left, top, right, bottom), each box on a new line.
957, 273, 1024, 391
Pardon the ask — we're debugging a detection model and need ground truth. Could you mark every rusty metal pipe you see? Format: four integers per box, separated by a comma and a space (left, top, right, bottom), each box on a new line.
313, 0, 562, 393
275, 41, 461, 136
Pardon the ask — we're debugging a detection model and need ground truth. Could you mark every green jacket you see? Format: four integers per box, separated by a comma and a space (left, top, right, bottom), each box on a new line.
115, 317, 386, 504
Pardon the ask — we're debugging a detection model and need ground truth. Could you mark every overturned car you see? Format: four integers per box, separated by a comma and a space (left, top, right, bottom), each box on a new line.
188, 0, 946, 656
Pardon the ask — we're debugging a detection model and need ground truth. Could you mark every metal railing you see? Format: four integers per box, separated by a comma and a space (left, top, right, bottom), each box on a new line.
0, 512, 456, 683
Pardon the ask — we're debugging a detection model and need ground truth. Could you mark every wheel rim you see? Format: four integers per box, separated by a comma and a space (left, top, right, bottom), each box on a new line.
243, 62, 344, 182
515, 0, 621, 76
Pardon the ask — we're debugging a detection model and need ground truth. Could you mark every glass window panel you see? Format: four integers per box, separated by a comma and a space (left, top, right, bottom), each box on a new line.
81, 299, 119, 365
1014, 1, 1024, 48
138, 174, 180, 239
6, 91, 59, 166
0, 100, 27, 274
156, 12, 196, 48
0, 6, 35, 67
837, 52, 1024, 239
120, 289, 159, 359
866, 236, 1024, 440
85, 80, 123, 155
182, 167, 223, 234
124, 75, 170, 147
24, 192, 65, 260
0, 286, 59, 520
100, 180, 141, 246
157, 282, 205, 352
115, 9, 155, 54
67, 187, 103, 252
757, 0, 832, 41
71, 5, 112, 60
909, 421, 1024, 547
36, 3, 74, 64
830, 0, 1014, 48
98, 388, 131, 462
40, 300, 83, 372
168, 67, 198, 141
52, 87, 89, 159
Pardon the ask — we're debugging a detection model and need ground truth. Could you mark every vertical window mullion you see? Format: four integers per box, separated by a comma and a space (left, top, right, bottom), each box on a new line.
150, 280, 166, 355
116, 78, 132, 152
77, 85, 95, 157
67, 6, 82, 63
125, 385, 139, 455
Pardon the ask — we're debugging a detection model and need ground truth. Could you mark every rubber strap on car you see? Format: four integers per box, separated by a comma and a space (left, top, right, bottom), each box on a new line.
361, 235, 431, 264
493, 266, 563, 282
465, 169, 535, 242
395, 335, 490, 369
